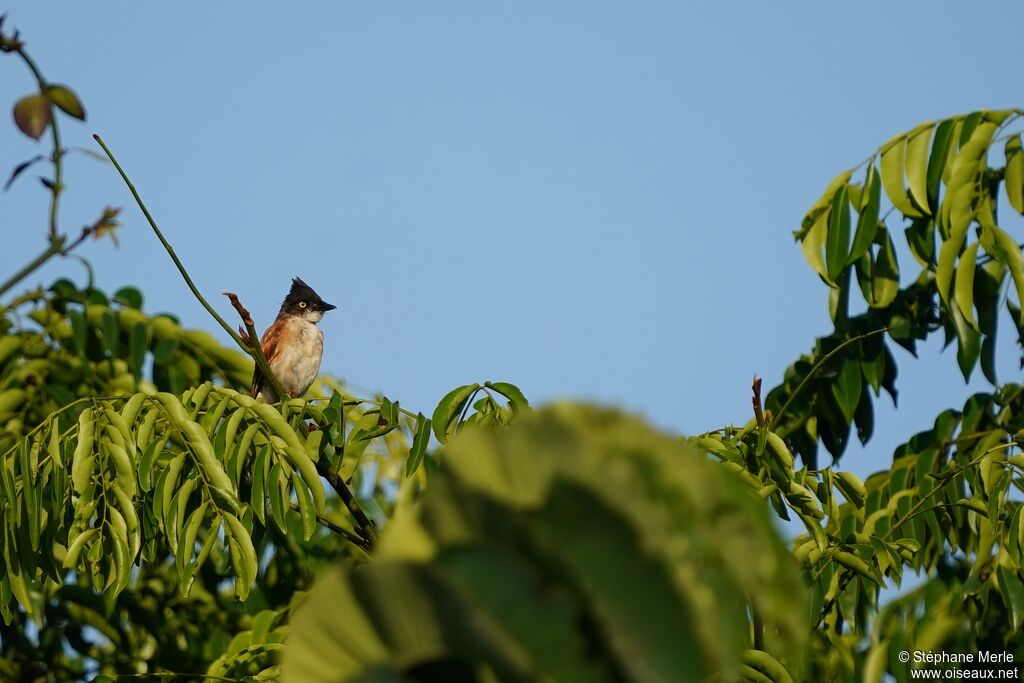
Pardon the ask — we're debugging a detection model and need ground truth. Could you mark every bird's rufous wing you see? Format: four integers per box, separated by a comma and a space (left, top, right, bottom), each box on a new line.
250, 320, 284, 398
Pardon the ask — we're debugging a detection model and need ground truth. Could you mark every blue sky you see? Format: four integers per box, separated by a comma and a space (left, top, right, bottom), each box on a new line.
2, 3, 1023, 483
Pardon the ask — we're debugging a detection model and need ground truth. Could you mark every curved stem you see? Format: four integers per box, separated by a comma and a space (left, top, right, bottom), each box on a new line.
773, 327, 888, 427
48, 108, 63, 239
316, 453, 377, 546
93, 136, 242, 345
92, 134, 287, 401
13, 47, 63, 239
0, 238, 63, 299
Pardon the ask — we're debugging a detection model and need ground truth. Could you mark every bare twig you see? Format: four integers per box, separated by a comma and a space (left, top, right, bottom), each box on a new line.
751, 375, 764, 429
220, 290, 286, 401
223, 291, 253, 327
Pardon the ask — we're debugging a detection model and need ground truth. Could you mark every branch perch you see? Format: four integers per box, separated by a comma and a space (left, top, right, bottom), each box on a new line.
222, 290, 286, 399
222, 290, 376, 545
96, 133, 377, 548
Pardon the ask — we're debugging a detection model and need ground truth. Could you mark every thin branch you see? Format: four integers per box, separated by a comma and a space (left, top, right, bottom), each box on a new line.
222, 290, 287, 400
813, 440, 1013, 629
11, 44, 63, 239
977, 240, 1024, 267
0, 237, 63, 299
316, 453, 377, 547
0, 41, 72, 298
773, 327, 888, 427
454, 387, 482, 436
94, 136, 294, 404
92, 135, 248, 350
288, 502, 370, 550
91, 135, 382, 545
751, 375, 764, 429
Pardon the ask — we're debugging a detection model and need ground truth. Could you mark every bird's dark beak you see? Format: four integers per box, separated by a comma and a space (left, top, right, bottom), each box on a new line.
321, 302, 337, 312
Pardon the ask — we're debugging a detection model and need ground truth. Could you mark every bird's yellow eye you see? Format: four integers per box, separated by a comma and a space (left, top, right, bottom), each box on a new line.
298, 301, 307, 309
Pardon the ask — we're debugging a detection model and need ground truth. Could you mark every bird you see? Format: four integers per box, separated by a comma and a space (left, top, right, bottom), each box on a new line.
250, 277, 336, 403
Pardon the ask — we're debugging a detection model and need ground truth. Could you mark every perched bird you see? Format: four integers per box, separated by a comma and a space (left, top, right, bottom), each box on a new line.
251, 277, 336, 403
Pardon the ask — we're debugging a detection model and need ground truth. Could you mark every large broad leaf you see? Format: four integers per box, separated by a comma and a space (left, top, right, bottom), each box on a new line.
283, 405, 806, 683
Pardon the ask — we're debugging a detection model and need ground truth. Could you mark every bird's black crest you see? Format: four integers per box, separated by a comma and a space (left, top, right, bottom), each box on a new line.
286, 277, 320, 304
276, 277, 336, 317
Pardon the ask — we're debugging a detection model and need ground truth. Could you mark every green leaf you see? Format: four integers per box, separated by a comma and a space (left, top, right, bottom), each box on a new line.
871, 228, 899, 309
12, 93, 52, 140
975, 261, 1004, 384
63, 528, 99, 569
176, 501, 209, 579
101, 310, 119, 359
247, 400, 325, 512
431, 383, 480, 444
949, 298, 981, 380
250, 445, 270, 526
863, 641, 889, 683
155, 393, 233, 493
936, 233, 961, 309
943, 121, 996, 257
45, 84, 86, 120
799, 209, 832, 286
112, 286, 144, 309
293, 471, 317, 541
927, 118, 957, 206
222, 512, 258, 600
834, 471, 866, 509
831, 357, 862, 424
797, 510, 827, 552
833, 550, 882, 585
71, 408, 95, 495
848, 165, 881, 265
880, 132, 924, 218
268, 463, 287, 533
536, 481, 713, 681
740, 650, 795, 683
1005, 136, 1024, 214
137, 435, 165, 494
166, 476, 197, 552
107, 505, 132, 595
905, 124, 933, 215
954, 241, 980, 331
484, 381, 530, 415
183, 517, 221, 597
802, 168, 854, 228
19, 443, 40, 551
825, 186, 851, 281
997, 566, 1024, 634
405, 412, 432, 477
989, 226, 1024, 324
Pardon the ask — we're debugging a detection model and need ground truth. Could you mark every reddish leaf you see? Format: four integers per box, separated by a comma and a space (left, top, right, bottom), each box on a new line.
13, 93, 51, 140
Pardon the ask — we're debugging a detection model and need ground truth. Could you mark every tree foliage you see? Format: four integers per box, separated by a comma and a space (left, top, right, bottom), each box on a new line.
283, 406, 805, 683
2, 17, 1024, 683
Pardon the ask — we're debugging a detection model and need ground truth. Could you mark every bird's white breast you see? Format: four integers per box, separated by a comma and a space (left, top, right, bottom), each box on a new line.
269, 317, 324, 398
